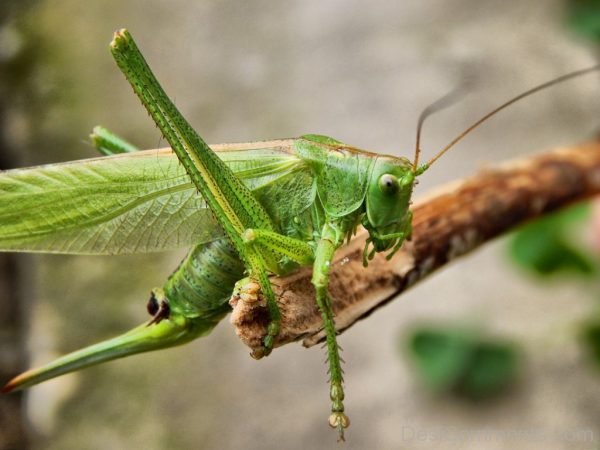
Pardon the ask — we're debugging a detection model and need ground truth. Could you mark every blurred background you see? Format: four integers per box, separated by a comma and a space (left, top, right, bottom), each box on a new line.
1, 0, 600, 449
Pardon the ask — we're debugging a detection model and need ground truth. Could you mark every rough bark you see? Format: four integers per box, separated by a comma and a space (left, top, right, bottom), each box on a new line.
230, 141, 600, 351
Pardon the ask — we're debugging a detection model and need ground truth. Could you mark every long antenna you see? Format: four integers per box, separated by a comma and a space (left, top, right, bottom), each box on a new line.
413, 85, 469, 169
418, 64, 600, 171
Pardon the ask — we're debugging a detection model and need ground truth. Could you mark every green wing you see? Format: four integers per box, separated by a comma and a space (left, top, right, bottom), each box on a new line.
0, 139, 315, 255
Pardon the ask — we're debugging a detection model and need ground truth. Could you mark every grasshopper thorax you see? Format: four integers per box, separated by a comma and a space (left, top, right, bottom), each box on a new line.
362, 155, 415, 259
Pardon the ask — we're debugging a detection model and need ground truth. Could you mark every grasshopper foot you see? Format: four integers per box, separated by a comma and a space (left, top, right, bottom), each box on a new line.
251, 320, 280, 359
329, 412, 350, 442
328, 382, 350, 441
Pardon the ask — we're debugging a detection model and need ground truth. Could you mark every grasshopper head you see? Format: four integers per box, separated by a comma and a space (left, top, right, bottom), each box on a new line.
362, 156, 415, 262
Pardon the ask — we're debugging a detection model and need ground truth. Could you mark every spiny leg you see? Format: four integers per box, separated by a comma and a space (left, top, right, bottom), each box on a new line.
243, 223, 348, 436
110, 29, 283, 356
312, 224, 349, 441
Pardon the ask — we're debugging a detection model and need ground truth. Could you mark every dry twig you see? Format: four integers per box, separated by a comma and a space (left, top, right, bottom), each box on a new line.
230, 141, 600, 351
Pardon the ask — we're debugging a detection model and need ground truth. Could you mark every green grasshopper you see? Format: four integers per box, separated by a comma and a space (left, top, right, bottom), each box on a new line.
1, 29, 598, 439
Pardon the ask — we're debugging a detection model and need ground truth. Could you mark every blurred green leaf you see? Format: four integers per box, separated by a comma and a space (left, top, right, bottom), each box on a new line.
509, 203, 596, 277
406, 326, 519, 399
407, 328, 472, 391
566, 0, 600, 42
456, 342, 518, 399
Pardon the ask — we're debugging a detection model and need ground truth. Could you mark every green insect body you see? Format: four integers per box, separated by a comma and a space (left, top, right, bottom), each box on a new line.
109, 33, 422, 436
2, 120, 416, 438
2, 29, 598, 440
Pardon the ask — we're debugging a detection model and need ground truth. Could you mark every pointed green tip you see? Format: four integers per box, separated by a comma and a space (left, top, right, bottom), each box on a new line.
2, 313, 218, 393
110, 28, 128, 47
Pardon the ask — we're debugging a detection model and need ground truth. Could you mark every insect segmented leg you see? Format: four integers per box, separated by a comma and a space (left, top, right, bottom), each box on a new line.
313, 223, 349, 441
242, 222, 349, 437
362, 211, 413, 265
110, 29, 284, 357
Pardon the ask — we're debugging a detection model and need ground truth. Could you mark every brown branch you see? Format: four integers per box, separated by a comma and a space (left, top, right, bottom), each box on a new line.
230, 141, 600, 352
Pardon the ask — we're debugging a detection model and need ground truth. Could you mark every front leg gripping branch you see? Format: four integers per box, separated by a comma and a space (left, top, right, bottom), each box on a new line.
241, 224, 348, 437
313, 224, 350, 441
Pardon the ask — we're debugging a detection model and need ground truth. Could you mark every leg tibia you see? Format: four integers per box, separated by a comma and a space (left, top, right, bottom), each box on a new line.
312, 230, 349, 441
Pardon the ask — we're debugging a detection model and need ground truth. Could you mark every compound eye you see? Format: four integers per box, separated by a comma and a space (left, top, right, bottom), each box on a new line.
378, 174, 398, 196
